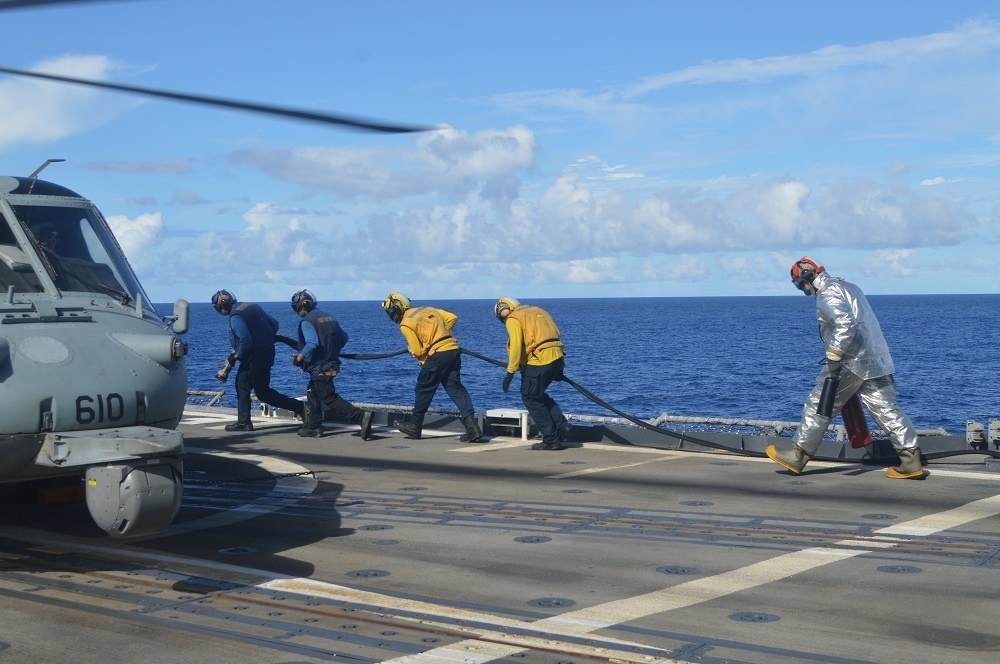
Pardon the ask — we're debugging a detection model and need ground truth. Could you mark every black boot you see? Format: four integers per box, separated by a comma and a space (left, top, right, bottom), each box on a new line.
459, 414, 483, 443
225, 421, 253, 432
394, 415, 423, 439
558, 424, 572, 442
357, 411, 374, 441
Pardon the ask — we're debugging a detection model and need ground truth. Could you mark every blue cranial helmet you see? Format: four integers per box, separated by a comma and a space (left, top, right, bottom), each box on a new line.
291, 289, 317, 313
211, 289, 236, 313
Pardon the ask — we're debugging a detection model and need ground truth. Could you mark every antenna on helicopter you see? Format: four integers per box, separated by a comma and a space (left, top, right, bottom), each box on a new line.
29, 158, 66, 178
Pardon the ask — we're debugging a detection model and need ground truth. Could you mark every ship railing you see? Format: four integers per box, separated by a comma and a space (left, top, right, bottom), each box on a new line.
187, 389, 227, 407
350, 402, 460, 415
186, 391, 461, 416
186, 390, 953, 441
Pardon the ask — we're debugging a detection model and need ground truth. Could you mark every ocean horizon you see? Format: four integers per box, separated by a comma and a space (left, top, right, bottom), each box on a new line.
168, 294, 999, 433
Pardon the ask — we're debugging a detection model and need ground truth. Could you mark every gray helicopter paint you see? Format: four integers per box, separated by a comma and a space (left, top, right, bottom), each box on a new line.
15, 336, 71, 364
0, 174, 188, 538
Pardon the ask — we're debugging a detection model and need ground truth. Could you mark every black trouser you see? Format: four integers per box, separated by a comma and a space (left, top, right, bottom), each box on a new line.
235, 347, 304, 424
521, 358, 567, 445
412, 349, 474, 420
304, 374, 363, 430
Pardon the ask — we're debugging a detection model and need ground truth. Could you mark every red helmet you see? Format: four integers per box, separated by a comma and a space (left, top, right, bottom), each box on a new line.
790, 257, 825, 294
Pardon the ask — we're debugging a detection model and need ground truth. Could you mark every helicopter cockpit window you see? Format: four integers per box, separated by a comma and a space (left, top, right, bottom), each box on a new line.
10, 203, 155, 314
0, 211, 45, 293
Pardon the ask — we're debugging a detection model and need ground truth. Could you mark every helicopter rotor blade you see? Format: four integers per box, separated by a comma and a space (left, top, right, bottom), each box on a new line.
0, 64, 432, 133
0, 0, 132, 10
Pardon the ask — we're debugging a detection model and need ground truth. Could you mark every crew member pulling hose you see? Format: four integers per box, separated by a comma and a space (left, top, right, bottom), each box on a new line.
382, 293, 483, 443
494, 297, 571, 451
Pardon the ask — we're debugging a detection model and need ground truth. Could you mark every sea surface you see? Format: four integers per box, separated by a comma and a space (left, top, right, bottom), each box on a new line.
168, 295, 999, 433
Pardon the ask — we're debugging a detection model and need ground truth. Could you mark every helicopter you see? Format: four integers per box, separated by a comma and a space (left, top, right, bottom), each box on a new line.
0, 162, 190, 537
0, 2, 431, 537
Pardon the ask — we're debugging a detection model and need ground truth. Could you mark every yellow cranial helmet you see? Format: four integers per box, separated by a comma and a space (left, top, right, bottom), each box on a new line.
382, 292, 411, 323
494, 296, 520, 321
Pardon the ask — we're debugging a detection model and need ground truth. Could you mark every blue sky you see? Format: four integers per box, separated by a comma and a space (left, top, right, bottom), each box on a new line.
2, 0, 999, 303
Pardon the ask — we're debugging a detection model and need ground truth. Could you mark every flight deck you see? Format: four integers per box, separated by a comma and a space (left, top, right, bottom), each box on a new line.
0, 408, 998, 663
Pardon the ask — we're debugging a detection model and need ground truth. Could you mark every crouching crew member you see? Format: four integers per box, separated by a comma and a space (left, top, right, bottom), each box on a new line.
382, 293, 482, 442
495, 297, 571, 451
292, 290, 373, 439
212, 289, 304, 431
766, 258, 923, 479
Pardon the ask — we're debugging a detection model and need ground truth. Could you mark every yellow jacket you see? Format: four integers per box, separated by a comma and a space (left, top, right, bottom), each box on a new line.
400, 306, 460, 364
505, 305, 564, 372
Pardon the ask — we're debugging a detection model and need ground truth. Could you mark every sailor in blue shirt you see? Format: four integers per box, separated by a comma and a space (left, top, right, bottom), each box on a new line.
212, 289, 304, 431
291, 289, 373, 439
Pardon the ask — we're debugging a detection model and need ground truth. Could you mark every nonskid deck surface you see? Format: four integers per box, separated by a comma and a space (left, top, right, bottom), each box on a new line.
0, 410, 998, 663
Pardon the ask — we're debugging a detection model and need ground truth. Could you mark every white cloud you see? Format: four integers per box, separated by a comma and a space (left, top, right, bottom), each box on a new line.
0, 55, 138, 150
106, 212, 163, 274
738, 180, 812, 244
226, 125, 538, 199
86, 158, 193, 175
473, 20, 1000, 156
242, 202, 282, 232
569, 155, 645, 182
533, 257, 625, 284
218, 172, 971, 287
625, 19, 1000, 96
868, 249, 917, 277
201, 174, 975, 298
289, 241, 317, 268
889, 158, 911, 176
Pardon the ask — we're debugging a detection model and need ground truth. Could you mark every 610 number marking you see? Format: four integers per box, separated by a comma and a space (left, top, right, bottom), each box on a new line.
76, 393, 125, 424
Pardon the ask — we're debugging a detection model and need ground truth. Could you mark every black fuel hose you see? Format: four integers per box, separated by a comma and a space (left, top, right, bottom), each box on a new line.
275, 333, 409, 361
458, 348, 1000, 465
459, 348, 765, 456
340, 349, 409, 360
275, 335, 297, 349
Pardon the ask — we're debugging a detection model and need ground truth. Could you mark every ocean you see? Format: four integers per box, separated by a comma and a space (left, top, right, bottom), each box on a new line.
172, 294, 999, 433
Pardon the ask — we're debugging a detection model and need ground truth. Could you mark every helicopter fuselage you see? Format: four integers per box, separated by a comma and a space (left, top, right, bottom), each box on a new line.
0, 175, 188, 537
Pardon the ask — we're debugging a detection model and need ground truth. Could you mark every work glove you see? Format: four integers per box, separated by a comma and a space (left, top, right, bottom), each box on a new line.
215, 353, 237, 382
292, 354, 305, 367
825, 351, 843, 379
502, 372, 515, 393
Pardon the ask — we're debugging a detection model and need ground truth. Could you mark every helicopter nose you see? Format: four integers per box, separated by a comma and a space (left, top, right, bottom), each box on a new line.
110, 333, 188, 368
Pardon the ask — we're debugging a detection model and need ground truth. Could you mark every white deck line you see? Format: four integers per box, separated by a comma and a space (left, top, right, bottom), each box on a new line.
375, 483, 1000, 662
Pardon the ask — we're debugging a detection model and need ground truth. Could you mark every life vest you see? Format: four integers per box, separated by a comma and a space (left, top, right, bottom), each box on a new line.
401, 306, 455, 359
229, 302, 274, 355
297, 308, 348, 375
508, 305, 563, 359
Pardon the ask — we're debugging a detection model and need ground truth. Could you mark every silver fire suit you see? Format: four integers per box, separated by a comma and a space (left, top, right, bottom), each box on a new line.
793, 271, 917, 456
